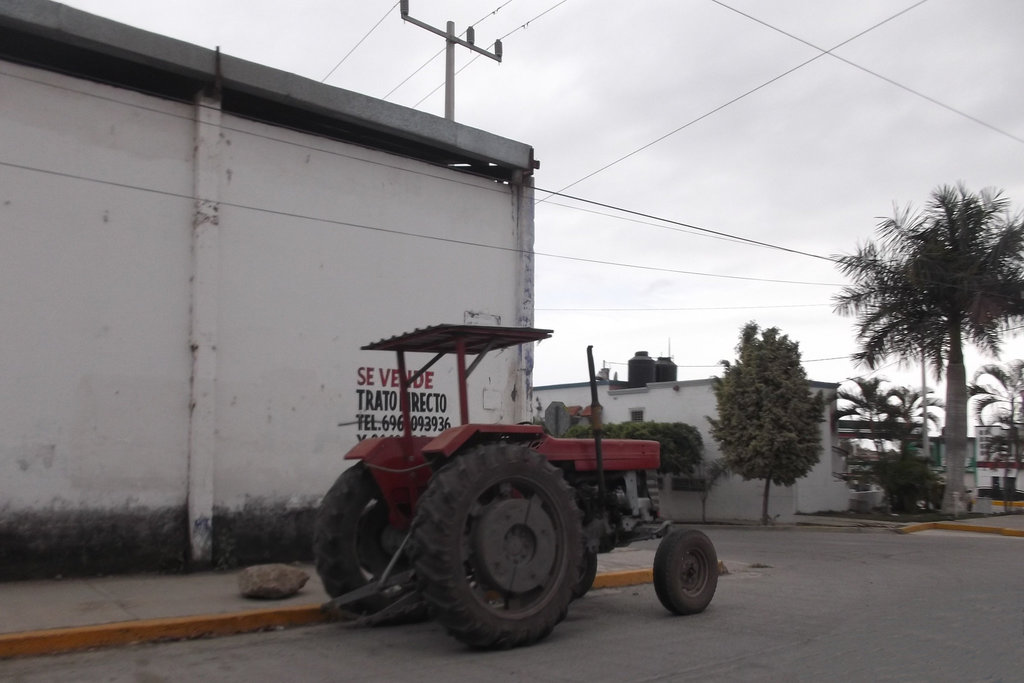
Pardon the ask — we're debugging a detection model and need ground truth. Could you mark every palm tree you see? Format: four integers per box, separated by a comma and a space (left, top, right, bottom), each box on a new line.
834, 184, 1024, 514
885, 385, 944, 458
970, 360, 1024, 510
838, 379, 944, 511
836, 376, 897, 455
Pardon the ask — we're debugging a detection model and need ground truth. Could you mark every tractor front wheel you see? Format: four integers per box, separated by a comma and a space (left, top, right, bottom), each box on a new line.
410, 443, 583, 649
653, 528, 718, 615
313, 462, 421, 618
572, 549, 598, 599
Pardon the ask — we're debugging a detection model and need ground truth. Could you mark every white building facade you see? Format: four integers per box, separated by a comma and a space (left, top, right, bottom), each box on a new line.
0, 3, 539, 577
974, 424, 1020, 508
535, 373, 848, 523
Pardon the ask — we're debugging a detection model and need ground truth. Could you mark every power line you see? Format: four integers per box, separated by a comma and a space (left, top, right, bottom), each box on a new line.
543, 0, 931, 199
1, 63, 836, 268
532, 250, 839, 285
4, 49, 1014, 297
0, 62, 932, 285
399, 2, 505, 121
0, 65, 842, 283
536, 304, 830, 311
412, 0, 570, 108
602, 354, 852, 369
496, 0, 570, 41
712, 0, 1024, 147
384, 47, 444, 100
544, 200, 755, 248
321, 2, 399, 84
384, 0, 516, 100
537, 188, 835, 262
0, 157, 842, 288
6, 65, 1016, 303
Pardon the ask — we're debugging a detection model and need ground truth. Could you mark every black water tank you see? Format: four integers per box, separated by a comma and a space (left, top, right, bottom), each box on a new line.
655, 356, 677, 382
627, 351, 655, 387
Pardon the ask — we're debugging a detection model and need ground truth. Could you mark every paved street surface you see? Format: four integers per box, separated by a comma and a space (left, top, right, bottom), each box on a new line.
2, 527, 1021, 681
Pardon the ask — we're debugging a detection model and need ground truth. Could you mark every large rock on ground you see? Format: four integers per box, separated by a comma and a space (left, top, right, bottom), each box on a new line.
238, 564, 310, 599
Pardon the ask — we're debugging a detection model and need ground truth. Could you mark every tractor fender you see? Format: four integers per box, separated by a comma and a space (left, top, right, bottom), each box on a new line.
342, 436, 434, 529
422, 423, 545, 459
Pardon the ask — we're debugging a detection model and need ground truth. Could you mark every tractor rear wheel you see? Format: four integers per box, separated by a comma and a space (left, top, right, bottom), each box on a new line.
313, 462, 420, 618
410, 443, 583, 649
653, 528, 718, 615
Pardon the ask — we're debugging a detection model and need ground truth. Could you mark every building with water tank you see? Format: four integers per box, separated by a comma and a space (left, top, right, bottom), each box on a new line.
533, 351, 849, 523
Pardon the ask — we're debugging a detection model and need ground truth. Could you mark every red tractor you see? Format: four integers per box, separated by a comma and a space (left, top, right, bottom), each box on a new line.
314, 324, 717, 649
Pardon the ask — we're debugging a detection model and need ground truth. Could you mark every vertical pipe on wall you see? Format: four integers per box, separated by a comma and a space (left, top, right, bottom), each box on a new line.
187, 89, 223, 567
456, 338, 470, 425
514, 172, 536, 424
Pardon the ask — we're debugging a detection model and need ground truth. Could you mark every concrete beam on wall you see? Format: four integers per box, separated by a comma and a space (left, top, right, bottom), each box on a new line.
515, 177, 537, 423
187, 90, 223, 567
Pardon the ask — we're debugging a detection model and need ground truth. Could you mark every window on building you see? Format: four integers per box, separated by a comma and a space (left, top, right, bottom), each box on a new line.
629, 409, 644, 423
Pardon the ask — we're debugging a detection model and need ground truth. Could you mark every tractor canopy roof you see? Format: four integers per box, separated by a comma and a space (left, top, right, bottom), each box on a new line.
362, 324, 552, 355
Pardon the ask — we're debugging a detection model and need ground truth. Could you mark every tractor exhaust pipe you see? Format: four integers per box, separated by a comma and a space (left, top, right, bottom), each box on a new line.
586, 345, 607, 504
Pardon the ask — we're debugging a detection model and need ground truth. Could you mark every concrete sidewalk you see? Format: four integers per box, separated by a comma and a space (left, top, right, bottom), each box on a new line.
0, 548, 658, 659
2, 515, 1021, 659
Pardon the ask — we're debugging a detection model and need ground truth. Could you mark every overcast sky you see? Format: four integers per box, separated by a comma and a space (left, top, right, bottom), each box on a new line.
62, 0, 1024, 401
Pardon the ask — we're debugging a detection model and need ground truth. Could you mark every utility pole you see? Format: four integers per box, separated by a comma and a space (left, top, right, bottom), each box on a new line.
399, 0, 503, 121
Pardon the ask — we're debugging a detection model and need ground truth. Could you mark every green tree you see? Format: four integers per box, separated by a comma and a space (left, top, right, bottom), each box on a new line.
836, 376, 897, 455
884, 386, 944, 510
837, 379, 943, 511
834, 184, 1024, 514
873, 455, 937, 513
563, 421, 704, 475
836, 378, 943, 456
708, 322, 825, 525
884, 385, 944, 457
970, 360, 1024, 509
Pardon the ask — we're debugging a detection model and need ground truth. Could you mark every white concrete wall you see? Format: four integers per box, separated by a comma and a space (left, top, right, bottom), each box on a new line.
1, 62, 194, 511
210, 113, 530, 509
0, 57, 534, 574
794, 400, 849, 514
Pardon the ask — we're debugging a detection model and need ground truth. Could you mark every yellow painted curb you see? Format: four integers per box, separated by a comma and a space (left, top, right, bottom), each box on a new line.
0, 604, 328, 659
592, 569, 653, 589
900, 522, 1024, 537
933, 522, 1002, 534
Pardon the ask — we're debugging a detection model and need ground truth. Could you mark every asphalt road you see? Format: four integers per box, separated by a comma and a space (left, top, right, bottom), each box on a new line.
3, 528, 1021, 682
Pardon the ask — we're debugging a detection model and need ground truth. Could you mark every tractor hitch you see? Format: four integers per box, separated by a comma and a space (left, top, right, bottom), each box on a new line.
320, 568, 416, 615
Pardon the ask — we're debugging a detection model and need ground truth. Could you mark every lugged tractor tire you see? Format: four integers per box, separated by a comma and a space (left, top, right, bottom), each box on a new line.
653, 528, 718, 615
572, 549, 598, 600
409, 443, 583, 649
313, 462, 424, 620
